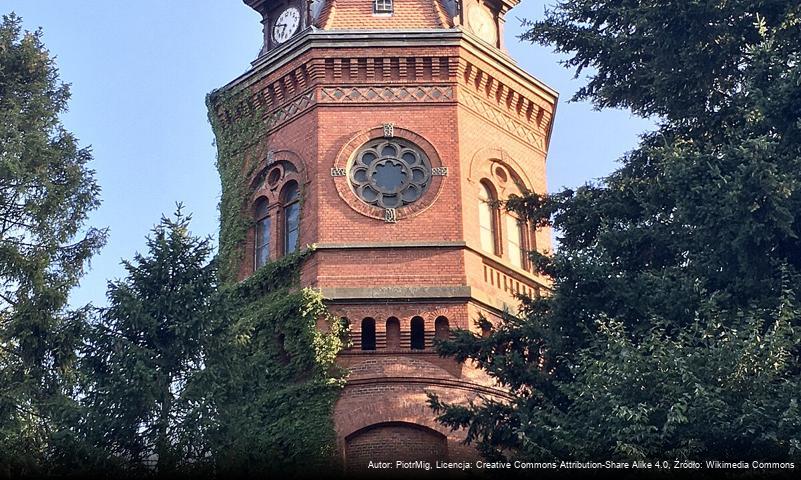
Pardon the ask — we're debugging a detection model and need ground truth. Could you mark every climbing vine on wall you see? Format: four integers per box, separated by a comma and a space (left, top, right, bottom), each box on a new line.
206, 88, 267, 284
205, 90, 347, 474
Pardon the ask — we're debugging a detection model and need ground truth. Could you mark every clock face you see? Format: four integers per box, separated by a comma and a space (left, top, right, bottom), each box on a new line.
273, 7, 301, 44
467, 4, 497, 45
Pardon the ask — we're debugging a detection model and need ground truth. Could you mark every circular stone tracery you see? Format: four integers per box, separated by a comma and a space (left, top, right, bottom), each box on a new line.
349, 139, 432, 209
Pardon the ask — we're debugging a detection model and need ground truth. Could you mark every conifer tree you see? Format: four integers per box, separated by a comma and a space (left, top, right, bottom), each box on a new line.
79, 207, 216, 474
0, 13, 105, 475
432, 0, 801, 461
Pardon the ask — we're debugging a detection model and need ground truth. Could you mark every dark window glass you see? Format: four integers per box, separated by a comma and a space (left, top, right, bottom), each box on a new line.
255, 197, 270, 218
411, 317, 425, 350
381, 144, 397, 157
281, 182, 300, 255
349, 139, 431, 209
254, 198, 271, 269
256, 217, 271, 268
374, 161, 405, 191
284, 202, 299, 253
361, 318, 376, 351
434, 317, 450, 341
374, 0, 393, 14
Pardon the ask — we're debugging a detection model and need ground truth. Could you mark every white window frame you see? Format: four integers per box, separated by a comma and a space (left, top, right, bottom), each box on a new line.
373, 0, 393, 15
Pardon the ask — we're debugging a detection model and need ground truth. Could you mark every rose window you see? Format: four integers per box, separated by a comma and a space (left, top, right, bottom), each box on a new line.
349, 139, 432, 209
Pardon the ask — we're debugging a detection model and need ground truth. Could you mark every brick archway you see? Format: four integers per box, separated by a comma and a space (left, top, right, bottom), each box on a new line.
344, 421, 447, 471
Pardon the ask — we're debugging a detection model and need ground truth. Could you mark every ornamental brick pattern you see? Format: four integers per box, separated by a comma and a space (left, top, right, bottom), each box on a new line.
223, 0, 553, 470
320, 85, 455, 103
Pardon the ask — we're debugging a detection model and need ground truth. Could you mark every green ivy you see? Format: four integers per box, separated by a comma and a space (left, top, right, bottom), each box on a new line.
205, 91, 347, 475
206, 88, 266, 284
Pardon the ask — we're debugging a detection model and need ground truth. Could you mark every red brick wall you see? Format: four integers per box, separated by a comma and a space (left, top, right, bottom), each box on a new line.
220, 10, 557, 468
231, 43, 553, 299
345, 423, 447, 471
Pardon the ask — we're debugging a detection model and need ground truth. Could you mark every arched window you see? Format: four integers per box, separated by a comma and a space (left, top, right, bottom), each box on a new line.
506, 215, 525, 269
386, 317, 400, 349
281, 181, 300, 255
478, 181, 499, 255
410, 316, 425, 350
254, 197, 271, 269
434, 316, 450, 341
361, 318, 376, 351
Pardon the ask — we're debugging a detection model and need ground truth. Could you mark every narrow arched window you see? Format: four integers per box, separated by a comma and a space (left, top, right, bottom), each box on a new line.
479, 181, 499, 255
386, 317, 400, 349
340, 317, 352, 348
434, 316, 450, 341
361, 318, 376, 351
410, 316, 425, 350
254, 197, 271, 269
507, 215, 524, 268
281, 181, 300, 255
527, 225, 537, 272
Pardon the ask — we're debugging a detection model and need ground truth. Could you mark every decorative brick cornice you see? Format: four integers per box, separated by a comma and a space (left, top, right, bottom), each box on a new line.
212, 29, 556, 116
211, 31, 559, 153
456, 58, 552, 150
221, 77, 549, 150
319, 85, 454, 103
262, 90, 316, 132
459, 88, 546, 150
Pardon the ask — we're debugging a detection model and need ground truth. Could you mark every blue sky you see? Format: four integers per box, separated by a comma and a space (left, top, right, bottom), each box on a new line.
5, 1, 653, 308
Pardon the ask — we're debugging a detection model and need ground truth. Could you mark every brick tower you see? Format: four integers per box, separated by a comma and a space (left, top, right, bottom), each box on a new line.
215, 0, 556, 470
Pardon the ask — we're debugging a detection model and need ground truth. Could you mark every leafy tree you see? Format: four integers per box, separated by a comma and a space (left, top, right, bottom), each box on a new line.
434, 295, 801, 461
432, 0, 801, 462
0, 13, 105, 475
78, 206, 215, 474
555, 298, 801, 460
